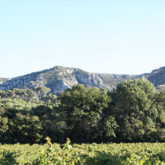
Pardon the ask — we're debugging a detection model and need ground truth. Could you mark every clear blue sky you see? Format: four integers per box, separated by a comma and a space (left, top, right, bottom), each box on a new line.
0, 0, 165, 78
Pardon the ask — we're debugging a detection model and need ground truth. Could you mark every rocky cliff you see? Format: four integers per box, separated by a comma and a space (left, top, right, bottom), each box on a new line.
146, 67, 165, 90
0, 66, 139, 94
1, 66, 165, 94
0, 78, 9, 84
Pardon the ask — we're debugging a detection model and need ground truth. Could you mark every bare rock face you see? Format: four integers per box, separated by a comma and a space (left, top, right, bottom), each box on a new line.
0, 78, 9, 85
146, 67, 165, 89
1, 65, 165, 94
0, 66, 138, 94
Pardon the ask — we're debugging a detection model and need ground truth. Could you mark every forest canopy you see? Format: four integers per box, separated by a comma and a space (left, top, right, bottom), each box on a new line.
0, 79, 165, 144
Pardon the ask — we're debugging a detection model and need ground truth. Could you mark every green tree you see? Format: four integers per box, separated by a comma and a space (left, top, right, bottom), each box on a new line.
57, 85, 115, 143
0, 106, 9, 141
34, 86, 51, 100
150, 90, 165, 141
110, 79, 157, 142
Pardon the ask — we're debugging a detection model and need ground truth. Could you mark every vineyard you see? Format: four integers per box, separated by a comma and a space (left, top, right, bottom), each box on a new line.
0, 138, 165, 165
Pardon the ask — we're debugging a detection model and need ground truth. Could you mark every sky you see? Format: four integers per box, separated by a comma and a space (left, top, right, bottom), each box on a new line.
0, 0, 165, 78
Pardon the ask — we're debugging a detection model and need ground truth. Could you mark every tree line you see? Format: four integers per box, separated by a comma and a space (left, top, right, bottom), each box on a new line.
0, 79, 165, 144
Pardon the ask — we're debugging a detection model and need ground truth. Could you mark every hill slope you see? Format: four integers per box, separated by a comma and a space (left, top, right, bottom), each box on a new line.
0, 66, 139, 94
0, 78, 9, 84
1, 66, 165, 94
146, 67, 165, 90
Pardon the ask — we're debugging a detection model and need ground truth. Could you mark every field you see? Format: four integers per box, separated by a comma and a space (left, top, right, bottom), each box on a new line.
0, 139, 165, 165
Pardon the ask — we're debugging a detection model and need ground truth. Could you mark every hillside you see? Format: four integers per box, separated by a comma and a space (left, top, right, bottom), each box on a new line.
146, 67, 165, 90
0, 66, 138, 94
1, 66, 165, 94
0, 78, 9, 84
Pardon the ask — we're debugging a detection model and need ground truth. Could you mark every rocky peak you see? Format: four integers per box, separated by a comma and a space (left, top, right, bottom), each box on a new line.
1, 66, 165, 94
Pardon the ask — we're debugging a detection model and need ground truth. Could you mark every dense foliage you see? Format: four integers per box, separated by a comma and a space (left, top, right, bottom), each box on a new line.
0, 79, 165, 144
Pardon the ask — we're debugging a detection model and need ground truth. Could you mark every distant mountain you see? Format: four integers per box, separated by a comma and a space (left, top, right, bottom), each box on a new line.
146, 67, 165, 90
0, 78, 9, 84
0, 66, 139, 94
0, 66, 165, 94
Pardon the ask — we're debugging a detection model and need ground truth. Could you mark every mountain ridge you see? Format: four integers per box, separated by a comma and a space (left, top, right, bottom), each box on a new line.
0, 66, 165, 94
